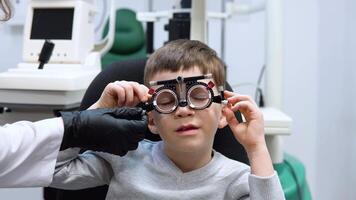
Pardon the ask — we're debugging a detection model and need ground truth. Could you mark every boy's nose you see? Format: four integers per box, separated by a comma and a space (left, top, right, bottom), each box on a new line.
174, 104, 195, 118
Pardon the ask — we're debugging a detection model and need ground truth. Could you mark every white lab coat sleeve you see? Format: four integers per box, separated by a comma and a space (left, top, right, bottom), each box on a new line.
50, 149, 114, 190
0, 117, 64, 188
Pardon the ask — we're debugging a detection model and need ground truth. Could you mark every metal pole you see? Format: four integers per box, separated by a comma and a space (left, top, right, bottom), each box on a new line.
265, 0, 284, 164
148, 0, 153, 12
221, 0, 230, 61
190, 0, 207, 43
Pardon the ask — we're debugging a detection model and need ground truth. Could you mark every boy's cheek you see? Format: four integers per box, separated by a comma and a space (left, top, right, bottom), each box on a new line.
209, 104, 224, 115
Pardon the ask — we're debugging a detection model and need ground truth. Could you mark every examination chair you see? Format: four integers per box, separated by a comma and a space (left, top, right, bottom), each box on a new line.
44, 58, 249, 200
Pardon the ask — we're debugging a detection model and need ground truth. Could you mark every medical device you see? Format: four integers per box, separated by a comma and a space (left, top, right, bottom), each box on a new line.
143, 74, 227, 114
0, 0, 115, 110
23, 0, 96, 64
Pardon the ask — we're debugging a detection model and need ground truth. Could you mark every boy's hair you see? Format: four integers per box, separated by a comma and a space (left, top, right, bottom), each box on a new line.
144, 39, 226, 87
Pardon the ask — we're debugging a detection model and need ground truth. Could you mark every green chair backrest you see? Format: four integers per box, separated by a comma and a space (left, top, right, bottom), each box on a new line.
101, 8, 147, 69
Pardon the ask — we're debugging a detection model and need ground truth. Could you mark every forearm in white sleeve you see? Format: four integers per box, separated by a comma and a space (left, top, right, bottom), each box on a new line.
0, 117, 64, 188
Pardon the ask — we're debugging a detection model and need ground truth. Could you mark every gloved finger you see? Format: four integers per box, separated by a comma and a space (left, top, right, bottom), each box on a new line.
124, 119, 148, 138
128, 128, 146, 140
127, 142, 140, 151
111, 107, 144, 119
113, 145, 128, 156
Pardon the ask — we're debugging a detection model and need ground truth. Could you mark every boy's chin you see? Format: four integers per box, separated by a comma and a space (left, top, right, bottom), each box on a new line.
166, 140, 213, 153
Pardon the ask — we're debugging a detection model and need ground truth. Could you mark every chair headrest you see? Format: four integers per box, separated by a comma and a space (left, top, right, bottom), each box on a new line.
103, 8, 145, 55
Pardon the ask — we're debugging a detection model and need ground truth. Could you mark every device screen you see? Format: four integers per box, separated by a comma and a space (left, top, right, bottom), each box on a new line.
30, 8, 74, 40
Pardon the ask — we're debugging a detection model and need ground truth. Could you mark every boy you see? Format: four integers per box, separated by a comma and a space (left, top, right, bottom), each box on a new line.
51, 39, 284, 199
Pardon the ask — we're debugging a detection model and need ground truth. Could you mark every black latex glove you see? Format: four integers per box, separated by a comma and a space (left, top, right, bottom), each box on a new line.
60, 107, 147, 156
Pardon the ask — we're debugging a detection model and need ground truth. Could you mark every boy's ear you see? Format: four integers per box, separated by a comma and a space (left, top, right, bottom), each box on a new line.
147, 112, 159, 134
218, 108, 228, 129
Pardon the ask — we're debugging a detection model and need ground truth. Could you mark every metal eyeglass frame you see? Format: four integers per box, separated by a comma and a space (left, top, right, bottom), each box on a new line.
141, 74, 227, 114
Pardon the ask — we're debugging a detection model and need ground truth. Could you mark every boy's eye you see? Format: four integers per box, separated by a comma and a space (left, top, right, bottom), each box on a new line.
190, 88, 209, 99
188, 86, 210, 107
158, 97, 175, 105
156, 91, 177, 107
191, 92, 209, 100
191, 94, 209, 103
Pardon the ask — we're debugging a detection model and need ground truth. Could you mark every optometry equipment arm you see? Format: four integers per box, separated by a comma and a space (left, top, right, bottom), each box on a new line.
149, 74, 213, 86
59, 107, 147, 156
211, 86, 228, 105
38, 40, 55, 70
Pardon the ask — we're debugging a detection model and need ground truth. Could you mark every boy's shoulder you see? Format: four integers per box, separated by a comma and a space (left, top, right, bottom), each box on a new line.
138, 139, 159, 151
92, 139, 159, 160
213, 150, 251, 175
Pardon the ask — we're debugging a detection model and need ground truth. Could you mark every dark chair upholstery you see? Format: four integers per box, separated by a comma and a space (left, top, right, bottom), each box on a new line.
45, 58, 249, 200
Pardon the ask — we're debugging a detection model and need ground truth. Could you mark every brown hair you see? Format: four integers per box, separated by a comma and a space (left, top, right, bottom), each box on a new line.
0, 0, 12, 21
144, 39, 226, 88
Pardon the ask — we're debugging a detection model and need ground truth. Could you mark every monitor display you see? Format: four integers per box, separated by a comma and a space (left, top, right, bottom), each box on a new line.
30, 8, 74, 40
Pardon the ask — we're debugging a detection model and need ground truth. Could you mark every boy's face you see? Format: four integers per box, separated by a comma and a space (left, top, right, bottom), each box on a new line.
147, 67, 227, 153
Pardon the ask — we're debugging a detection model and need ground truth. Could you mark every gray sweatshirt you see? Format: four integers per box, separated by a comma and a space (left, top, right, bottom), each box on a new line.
51, 140, 285, 200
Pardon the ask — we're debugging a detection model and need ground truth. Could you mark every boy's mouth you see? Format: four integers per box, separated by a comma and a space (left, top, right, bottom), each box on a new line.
176, 124, 199, 132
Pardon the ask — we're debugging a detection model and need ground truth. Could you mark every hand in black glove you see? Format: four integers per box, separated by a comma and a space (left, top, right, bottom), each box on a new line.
60, 107, 147, 156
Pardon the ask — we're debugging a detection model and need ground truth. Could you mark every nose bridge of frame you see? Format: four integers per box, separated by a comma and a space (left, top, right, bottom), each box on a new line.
176, 76, 187, 105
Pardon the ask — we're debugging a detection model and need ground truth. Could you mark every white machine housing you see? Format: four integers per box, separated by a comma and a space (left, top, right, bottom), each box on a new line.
22, 0, 96, 64
0, 0, 101, 108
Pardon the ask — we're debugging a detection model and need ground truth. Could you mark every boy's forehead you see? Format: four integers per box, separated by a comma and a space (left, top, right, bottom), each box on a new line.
149, 67, 204, 82
149, 71, 218, 93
